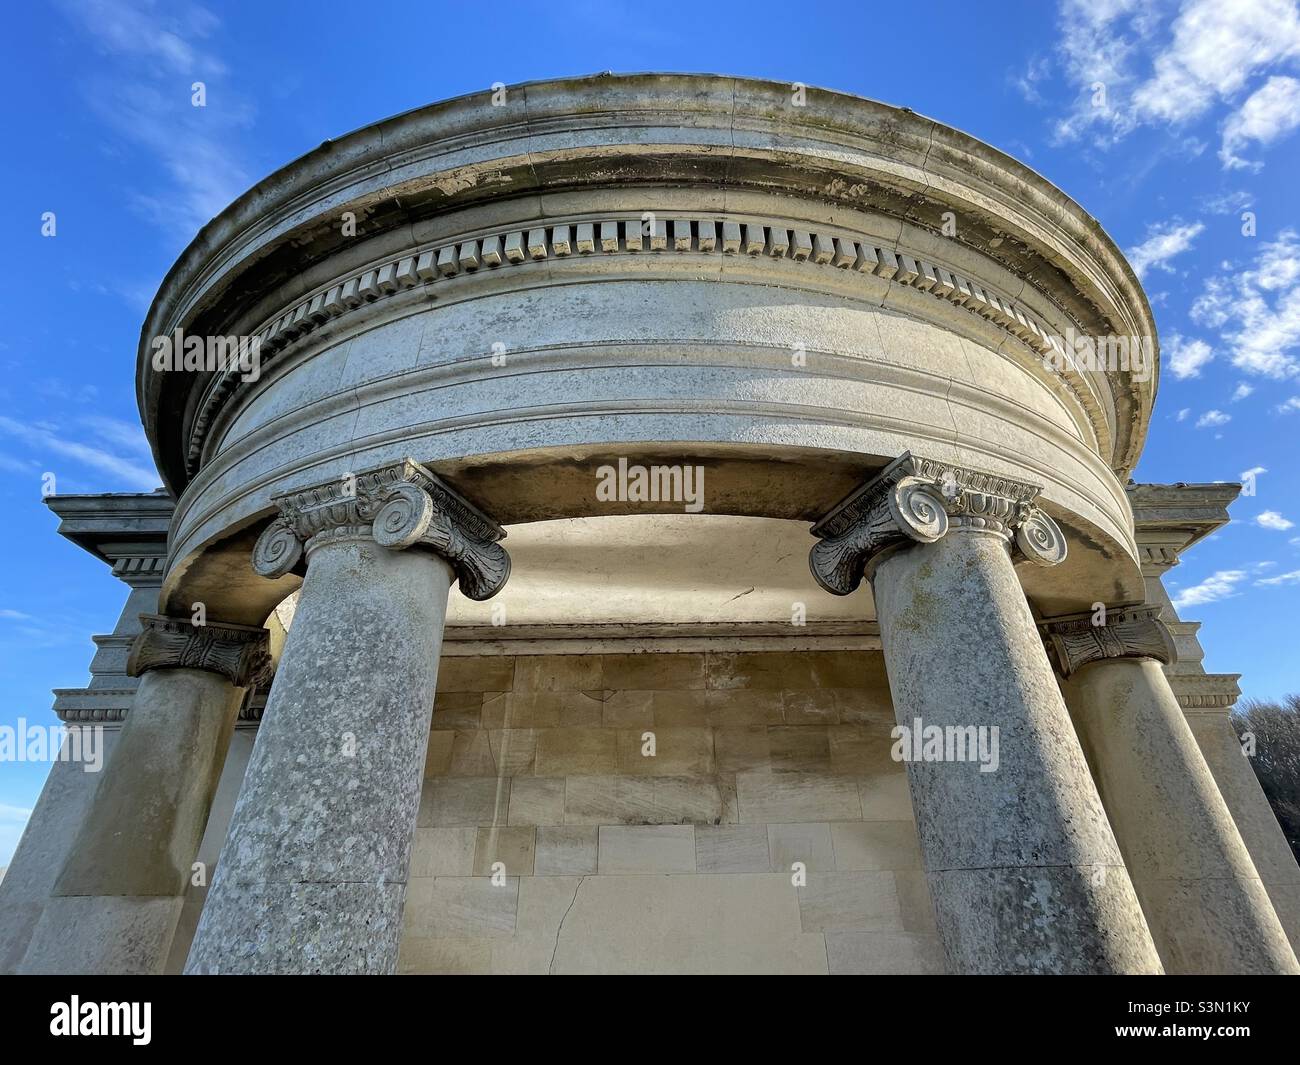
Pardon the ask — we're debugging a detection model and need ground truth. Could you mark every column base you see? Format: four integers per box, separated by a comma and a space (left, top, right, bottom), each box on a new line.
184, 881, 407, 975
20, 895, 183, 975
927, 865, 1164, 974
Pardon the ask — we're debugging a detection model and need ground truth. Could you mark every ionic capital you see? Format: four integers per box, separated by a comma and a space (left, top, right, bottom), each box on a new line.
808, 452, 1067, 595
251, 458, 510, 600
1040, 604, 1178, 677
126, 614, 272, 688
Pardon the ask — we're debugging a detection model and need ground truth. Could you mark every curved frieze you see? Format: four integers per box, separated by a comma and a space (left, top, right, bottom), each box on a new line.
185, 214, 1093, 476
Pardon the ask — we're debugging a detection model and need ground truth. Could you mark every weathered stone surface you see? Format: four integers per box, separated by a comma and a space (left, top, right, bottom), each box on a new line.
1187, 710, 1300, 955
1064, 656, 1298, 973
0, 730, 119, 973
20, 665, 245, 975
185, 541, 453, 974
21, 896, 184, 976
872, 529, 1163, 974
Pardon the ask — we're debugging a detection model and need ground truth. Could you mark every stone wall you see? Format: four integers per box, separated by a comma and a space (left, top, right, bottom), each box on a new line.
399, 648, 943, 974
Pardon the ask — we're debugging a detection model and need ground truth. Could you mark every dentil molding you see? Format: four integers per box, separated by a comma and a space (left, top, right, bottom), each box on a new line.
186, 213, 1091, 475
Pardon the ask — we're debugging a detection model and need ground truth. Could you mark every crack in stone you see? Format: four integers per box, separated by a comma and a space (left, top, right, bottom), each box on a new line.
548, 876, 586, 975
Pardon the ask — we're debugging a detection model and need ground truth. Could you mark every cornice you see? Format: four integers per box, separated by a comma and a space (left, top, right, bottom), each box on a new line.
44, 489, 173, 576
1128, 481, 1239, 564
1174, 673, 1243, 711
137, 74, 1156, 495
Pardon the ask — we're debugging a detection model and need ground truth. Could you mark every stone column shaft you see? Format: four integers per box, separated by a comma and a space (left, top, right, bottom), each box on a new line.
185, 458, 509, 975
1188, 711, 1300, 954
19, 616, 268, 975
1048, 607, 1299, 974
810, 453, 1162, 974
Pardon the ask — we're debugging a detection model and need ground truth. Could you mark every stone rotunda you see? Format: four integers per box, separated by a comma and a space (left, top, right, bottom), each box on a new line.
3, 74, 1298, 975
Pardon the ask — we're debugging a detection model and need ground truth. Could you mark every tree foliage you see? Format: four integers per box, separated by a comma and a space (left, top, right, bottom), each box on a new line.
1233, 695, 1300, 864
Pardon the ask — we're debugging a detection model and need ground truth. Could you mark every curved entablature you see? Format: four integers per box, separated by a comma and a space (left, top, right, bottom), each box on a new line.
184, 210, 1119, 478
138, 73, 1157, 497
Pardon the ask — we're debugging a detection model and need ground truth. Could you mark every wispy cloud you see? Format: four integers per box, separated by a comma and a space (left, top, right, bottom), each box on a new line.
1258, 568, 1300, 585
0, 415, 158, 490
1220, 75, 1300, 169
1127, 220, 1204, 279
1166, 332, 1213, 378
64, 0, 225, 77
57, 0, 253, 240
1196, 409, 1230, 428
1172, 568, 1248, 608
1256, 510, 1296, 530
1051, 0, 1300, 169
1190, 230, 1300, 378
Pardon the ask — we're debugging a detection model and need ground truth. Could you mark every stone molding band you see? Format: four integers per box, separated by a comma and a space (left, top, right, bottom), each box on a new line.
1040, 604, 1178, 677
185, 213, 1087, 475
808, 452, 1068, 595
125, 613, 272, 688
251, 458, 511, 600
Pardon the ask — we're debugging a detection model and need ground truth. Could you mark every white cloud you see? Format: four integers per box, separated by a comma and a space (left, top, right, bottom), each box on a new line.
1013, 55, 1053, 104
1196, 409, 1230, 427
1190, 230, 1300, 377
1278, 396, 1300, 412
1177, 407, 1192, 421
0, 416, 159, 490
80, 415, 152, 458
1232, 382, 1255, 400
1172, 568, 1248, 608
1242, 464, 1268, 478
1256, 510, 1296, 530
1220, 75, 1300, 169
1133, 0, 1300, 123
1200, 189, 1254, 214
1128, 221, 1205, 279
1258, 568, 1300, 584
1165, 332, 1214, 378
1052, 0, 1300, 159
61, 0, 225, 77
58, 0, 253, 240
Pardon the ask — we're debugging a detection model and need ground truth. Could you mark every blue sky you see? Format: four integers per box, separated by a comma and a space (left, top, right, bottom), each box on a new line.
1, 0, 1298, 864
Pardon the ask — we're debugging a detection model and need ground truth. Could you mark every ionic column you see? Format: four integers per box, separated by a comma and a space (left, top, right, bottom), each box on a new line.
1044, 606, 1300, 974
184, 459, 510, 974
20, 615, 269, 974
810, 453, 1162, 974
